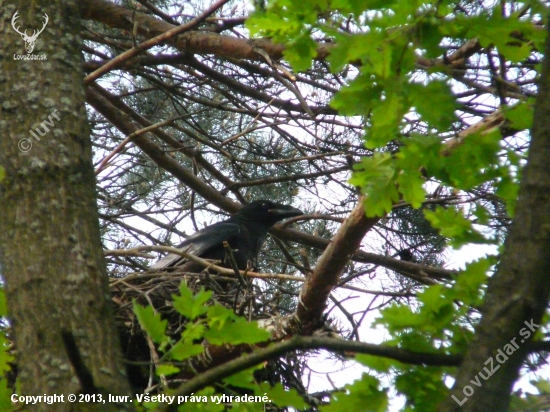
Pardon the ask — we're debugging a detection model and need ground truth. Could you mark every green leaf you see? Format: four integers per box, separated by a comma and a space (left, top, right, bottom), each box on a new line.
396, 134, 443, 176
327, 33, 374, 73
330, 74, 382, 116
0, 379, 12, 412
0, 334, 14, 375
409, 81, 458, 130
206, 304, 234, 325
331, 0, 393, 16
133, 300, 168, 345
223, 367, 258, 391
246, 13, 299, 39
495, 174, 519, 217
181, 322, 206, 342
532, 378, 550, 394
283, 34, 317, 72
416, 19, 444, 58
363, 180, 399, 217
375, 304, 422, 331
205, 307, 270, 345
460, 9, 538, 63
260, 383, 307, 409
418, 285, 446, 312
166, 339, 204, 361
369, 89, 407, 148
451, 257, 492, 304
400, 332, 439, 353
418, 286, 455, 327
504, 100, 534, 130
0, 289, 7, 317
350, 153, 399, 217
156, 364, 180, 377
395, 368, 447, 410
321, 374, 388, 412
355, 354, 397, 373
443, 129, 502, 190
499, 41, 532, 62
424, 207, 491, 248
358, 32, 394, 78
396, 170, 426, 208
172, 282, 211, 320
472, 204, 491, 225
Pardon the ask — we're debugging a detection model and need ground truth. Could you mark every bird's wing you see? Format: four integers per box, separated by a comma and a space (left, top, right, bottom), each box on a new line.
151, 222, 243, 269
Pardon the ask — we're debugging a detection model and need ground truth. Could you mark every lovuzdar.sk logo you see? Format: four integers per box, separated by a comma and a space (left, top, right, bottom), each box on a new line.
12, 10, 49, 61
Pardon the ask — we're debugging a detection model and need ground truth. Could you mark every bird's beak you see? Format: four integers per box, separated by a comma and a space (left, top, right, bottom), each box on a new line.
268, 205, 304, 219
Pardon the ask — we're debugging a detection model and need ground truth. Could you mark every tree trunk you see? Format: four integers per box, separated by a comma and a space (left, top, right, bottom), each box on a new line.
0, 2, 134, 410
441, 20, 550, 412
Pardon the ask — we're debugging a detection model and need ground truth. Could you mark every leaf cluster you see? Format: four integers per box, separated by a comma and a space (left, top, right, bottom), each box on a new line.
133, 281, 309, 411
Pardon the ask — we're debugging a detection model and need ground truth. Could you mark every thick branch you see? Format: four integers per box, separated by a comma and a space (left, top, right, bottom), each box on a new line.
79, 0, 302, 63
294, 197, 379, 332
84, 0, 231, 84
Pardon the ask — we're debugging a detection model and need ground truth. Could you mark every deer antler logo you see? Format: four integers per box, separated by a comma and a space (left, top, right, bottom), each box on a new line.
11, 11, 49, 54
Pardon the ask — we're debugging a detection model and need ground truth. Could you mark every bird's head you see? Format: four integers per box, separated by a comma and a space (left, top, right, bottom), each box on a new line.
235, 200, 304, 227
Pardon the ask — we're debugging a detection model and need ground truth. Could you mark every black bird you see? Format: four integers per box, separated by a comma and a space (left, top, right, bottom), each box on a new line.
151, 200, 303, 272
397, 249, 415, 262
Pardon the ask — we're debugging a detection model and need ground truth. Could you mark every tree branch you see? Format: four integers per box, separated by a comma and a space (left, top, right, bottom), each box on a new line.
161, 335, 462, 412
294, 197, 379, 332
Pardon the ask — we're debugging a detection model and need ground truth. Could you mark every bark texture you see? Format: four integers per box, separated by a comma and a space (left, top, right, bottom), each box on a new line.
295, 197, 379, 332
441, 20, 550, 412
0, 2, 133, 410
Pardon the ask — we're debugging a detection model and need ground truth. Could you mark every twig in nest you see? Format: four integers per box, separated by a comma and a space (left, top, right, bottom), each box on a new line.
222, 241, 247, 287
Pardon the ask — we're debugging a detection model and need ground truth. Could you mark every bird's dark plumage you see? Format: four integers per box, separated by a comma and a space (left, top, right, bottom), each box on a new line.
151, 200, 303, 271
